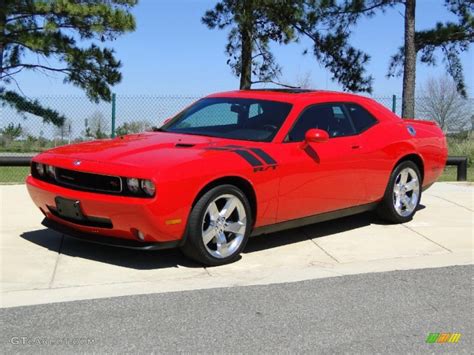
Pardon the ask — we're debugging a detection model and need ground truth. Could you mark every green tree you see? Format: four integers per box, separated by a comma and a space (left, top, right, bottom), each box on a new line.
0, 0, 137, 126
332, 0, 473, 118
388, 0, 473, 117
202, 0, 373, 92
0, 122, 23, 140
115, 120, 151, 136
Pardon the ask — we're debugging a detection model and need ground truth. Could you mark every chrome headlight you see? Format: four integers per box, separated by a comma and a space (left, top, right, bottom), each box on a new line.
45, 165, 56, 178
35, 163, 45, 176
140, 179, 156, 197
127, 178, 140, 193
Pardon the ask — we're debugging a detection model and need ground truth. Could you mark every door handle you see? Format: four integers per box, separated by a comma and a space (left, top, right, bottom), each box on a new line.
351, 145, 361, 149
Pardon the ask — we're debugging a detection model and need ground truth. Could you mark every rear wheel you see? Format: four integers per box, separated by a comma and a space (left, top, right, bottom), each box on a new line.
180, 185, 252, 266
377, 161, 421, 223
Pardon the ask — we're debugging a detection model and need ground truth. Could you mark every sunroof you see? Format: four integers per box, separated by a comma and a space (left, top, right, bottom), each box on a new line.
246, 88, 314, 94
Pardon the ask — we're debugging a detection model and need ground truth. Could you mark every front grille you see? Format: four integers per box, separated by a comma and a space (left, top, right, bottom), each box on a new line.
55, 168, 122, 194
31, 162, 152, 198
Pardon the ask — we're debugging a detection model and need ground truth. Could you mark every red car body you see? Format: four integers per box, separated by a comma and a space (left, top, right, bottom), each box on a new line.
27, 90, 447, 251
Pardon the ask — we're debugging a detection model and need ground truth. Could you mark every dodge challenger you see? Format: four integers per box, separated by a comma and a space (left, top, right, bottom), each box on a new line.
27, 89, 447, 265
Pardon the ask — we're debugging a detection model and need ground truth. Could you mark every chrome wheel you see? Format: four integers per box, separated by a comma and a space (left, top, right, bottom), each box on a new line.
393, 167, 420, 217
201, 194, 247, 259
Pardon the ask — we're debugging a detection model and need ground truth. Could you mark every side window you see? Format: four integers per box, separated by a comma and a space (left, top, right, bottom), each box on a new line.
332, 106, 345, 119
288, 104, 355, 141
345, 103, 378, 133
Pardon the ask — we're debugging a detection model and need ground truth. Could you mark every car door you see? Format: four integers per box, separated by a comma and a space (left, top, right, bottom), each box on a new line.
343, 102, 387, 203
275, 103, 366, 222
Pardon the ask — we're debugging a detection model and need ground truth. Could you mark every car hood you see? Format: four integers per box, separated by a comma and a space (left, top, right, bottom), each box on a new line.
41, 132, 229, 171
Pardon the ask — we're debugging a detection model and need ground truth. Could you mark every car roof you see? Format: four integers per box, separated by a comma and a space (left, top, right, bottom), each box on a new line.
206, 89, 367, 103
205, 89, 401, 123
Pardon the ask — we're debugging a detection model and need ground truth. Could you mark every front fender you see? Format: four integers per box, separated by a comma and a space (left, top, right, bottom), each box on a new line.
154, 150, 280, 237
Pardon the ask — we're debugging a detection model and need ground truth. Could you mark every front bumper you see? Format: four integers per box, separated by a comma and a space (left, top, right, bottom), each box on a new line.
42, 218, 181, 250
26, 175, 186, 244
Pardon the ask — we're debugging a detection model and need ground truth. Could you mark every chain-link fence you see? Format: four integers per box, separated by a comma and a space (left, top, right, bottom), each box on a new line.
0, 95, 203, 153
1, 94, 473, 183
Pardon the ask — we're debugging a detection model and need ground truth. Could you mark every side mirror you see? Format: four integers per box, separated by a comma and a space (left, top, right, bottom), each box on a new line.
305, 128, 329, 143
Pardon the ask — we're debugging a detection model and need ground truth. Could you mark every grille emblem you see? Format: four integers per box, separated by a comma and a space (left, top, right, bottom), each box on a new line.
73, 160, 82, 166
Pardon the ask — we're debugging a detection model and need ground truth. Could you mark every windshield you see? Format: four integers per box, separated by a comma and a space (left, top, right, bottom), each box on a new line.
161, 97, 293, 142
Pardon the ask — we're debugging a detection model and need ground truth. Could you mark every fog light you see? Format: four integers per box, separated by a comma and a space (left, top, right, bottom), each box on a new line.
131, 228, 145, 241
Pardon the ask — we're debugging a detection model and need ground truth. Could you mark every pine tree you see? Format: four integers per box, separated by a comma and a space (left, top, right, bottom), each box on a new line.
0, 0, 137, 126
388, 0, 473, 117
333, 0, 473, 118
202, 0, 373, 92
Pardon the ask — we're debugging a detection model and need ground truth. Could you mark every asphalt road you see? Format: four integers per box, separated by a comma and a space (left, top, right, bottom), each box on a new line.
1, 265, 472, 353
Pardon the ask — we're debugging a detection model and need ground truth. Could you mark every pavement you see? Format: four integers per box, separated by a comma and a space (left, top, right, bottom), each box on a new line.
1, 265, 472, 353
0, 182, 472, 308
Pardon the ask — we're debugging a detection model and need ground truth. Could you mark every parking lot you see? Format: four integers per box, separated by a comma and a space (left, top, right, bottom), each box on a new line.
1, 182, 472, 308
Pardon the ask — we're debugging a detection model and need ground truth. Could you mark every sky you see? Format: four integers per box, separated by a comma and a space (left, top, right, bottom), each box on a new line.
9, 0, 474, 98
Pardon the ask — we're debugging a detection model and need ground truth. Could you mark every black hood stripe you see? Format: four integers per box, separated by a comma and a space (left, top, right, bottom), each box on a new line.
233, 150, 263, 167
204, 145, 277, 170
249, 148, 277, 165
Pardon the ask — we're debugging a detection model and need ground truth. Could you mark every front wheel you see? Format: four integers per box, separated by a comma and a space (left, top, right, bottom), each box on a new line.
180, 185, 252, 266
377, 161, 422, 223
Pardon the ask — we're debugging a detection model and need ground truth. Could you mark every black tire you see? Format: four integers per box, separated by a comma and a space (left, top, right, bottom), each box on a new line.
180, 184, 253, 266
377, 160, 422, 224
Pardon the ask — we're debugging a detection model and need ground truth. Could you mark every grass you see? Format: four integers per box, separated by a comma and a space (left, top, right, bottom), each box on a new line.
0, 139, 69, 153
1, 165, 472, 185
447, 136, 473, 162
438, 166, 473, 182
0, 167, 30, 184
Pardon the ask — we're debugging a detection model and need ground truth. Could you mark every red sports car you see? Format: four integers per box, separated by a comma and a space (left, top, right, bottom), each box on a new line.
27, 89, 447, 265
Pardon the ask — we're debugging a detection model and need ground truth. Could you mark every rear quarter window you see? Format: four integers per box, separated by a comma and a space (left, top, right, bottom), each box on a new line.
346, 103, 378, 133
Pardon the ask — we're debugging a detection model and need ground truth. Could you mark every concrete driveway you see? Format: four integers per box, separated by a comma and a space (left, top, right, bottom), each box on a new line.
1, 182, 472, 308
